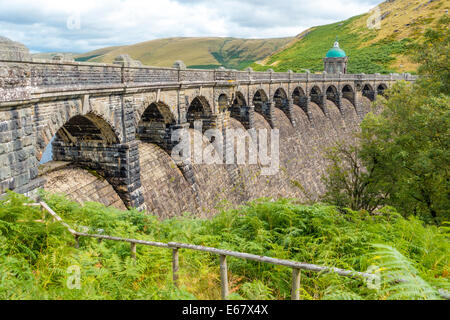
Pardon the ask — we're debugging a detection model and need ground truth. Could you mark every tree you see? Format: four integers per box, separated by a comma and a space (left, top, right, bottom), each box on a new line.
322, 16, 449, 223
321, 143, 389, 213
410, 15, 450, 96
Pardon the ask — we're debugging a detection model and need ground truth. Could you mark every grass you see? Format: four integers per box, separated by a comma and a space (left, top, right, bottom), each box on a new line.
0, 191, 448, 300
252, 0, 448, 74
75, 37, 293, 70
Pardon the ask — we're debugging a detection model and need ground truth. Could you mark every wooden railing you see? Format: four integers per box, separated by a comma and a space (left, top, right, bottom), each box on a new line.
27, 201, 449, 300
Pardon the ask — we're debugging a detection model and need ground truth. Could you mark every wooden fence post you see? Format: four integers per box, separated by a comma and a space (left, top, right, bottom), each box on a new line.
41, 205, 45, 221
172, 248, 179, 288
131, 242, 136, 261
220, 255, 229, 300
291, 268, 301, 300
74, 235, 80, 249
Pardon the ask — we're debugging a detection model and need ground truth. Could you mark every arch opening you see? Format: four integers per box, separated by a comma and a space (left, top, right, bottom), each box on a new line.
274, 87, 289, 110
137, 102, 176, 148
292, 87, 307, 114
362, 84, 375, 101
342, 84, 355, 108
310, 86, 322, 106
229, 91, 250, 128
377, 84, 388, 97
253, 90, 269, 115
40, 113, 120, 165
253, 89, 272, 126
326, 85, 339, 107
218, 94, 229, 112
187, 96, 212, 130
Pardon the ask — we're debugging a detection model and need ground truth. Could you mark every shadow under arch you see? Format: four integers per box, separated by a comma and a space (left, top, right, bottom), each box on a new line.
229, 91, 251, 129
326, 85, 340, 110
292, 87, 308, 114
362, 84, 375, 101
310, 86, 327, 116
273, 87, 292, 123
187, 96, 213, 131
137, 101, 177, 153
377, 83, 388, 96
341, 84, 356, 111
40, 112, 140, 208
253, 89, 273, 127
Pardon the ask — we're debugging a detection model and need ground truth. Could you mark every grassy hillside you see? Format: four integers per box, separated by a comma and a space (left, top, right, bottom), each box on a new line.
253, 0, 449, 74
75, 37, 292, 70
1, 192, 448, 300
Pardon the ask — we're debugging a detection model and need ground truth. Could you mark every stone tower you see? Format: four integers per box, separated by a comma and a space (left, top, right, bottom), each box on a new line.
323, 38, 348, 74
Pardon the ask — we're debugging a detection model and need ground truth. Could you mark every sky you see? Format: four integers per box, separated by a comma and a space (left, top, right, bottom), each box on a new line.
0, 0, 382, 54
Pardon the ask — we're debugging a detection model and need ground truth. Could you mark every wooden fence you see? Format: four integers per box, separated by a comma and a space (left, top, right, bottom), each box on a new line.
26, 202, 449, 300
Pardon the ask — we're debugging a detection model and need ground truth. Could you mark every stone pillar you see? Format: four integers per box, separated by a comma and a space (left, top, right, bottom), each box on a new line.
0, 106, 43, 199
305, 96, 313, 122
166, 122, 202, 210
52, 139, 146, 211
287, 98, 297, 127
197, 114, 222, 132
336, 92, 343, 114
319, 94, 329, 117
222, 111, 249, 202
264, 101, 277, 128
354, 89, 364, 118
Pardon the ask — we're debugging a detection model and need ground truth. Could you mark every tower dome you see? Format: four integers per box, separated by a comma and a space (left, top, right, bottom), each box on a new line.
326, 40, 347, 58
323, 38, 348, 74
0, 36, 31, 61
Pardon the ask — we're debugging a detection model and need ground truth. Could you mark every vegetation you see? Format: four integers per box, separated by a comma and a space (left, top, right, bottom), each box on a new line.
0, 191, 448, 300
321, 15, 449, 224
252, 0, 448, 74
74, 37, 292, 70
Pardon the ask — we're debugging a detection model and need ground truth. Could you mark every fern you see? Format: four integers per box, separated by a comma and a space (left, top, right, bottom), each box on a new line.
373, 244, 443, 300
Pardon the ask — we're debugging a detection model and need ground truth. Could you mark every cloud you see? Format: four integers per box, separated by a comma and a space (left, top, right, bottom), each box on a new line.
0, 0, 381, 53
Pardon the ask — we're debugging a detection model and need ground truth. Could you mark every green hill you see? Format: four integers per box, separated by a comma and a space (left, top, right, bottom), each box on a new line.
75, 37, 293, 70
252, 0, 449, 74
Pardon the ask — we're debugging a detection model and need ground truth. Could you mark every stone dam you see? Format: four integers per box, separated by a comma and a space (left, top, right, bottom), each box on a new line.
0, 40, 416, 218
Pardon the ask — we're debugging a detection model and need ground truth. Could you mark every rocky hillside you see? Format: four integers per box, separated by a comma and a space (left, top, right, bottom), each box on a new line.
252, 0, 449, 74
75, 37, 293, 70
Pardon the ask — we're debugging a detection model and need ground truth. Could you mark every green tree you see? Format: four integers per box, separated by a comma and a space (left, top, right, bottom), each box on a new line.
321, 143, 389, 213
359, 83, 449, 223
410, 15, 450, 95
322, 16, 450, 223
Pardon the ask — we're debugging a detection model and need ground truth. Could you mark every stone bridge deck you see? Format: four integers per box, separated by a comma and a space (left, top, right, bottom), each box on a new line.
0, 58, 416, 212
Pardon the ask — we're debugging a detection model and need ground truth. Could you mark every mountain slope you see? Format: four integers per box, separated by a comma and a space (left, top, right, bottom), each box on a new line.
253, 0, 449, 74
75, 37, 293, 70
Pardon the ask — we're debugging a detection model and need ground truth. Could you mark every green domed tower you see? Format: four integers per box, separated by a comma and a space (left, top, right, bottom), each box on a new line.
323, 38, 348, 74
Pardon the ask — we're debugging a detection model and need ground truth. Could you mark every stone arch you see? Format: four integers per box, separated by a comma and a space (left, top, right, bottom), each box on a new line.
274, 87, 294, 125
362, 84, 375, 101
341, 84, 356, 111
218, 93, 229, 112
377, 83, 388, 96
137, 101, 176, 151
292, 87, 307, 114
309, 85, 326, 115
326, 85, 339, 107
273, 87, 288, 108
187, 96, 213, 130
47, 111, 143, 209
252, 89, 271, 122
55, 113, 120, 145
36, 100, 122, 162
252, 89, 269, 108
229, 91, 249, 127
38, 107, 121, 163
